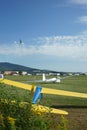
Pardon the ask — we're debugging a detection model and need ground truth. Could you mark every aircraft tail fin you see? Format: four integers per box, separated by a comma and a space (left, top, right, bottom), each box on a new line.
32, 86, 42, 104
42, 73, 46, 81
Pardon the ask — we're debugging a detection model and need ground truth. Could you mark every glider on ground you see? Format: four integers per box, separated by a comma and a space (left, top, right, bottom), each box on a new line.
28, 73, 61, 83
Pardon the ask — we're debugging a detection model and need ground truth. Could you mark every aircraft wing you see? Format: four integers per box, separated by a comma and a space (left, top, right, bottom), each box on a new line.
32, 104, 68, 115
1, 79, 87, 99
2, 79, 87, 116
27, 80, 45, 83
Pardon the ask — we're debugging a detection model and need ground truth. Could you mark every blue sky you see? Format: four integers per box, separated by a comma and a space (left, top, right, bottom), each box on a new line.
0, 0, 87, 72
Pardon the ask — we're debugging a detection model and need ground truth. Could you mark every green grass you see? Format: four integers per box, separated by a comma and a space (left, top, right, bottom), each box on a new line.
5, 75, 87, 93
1, 75, 87, 130
0, 81, 67, 130
3, 75, 87, 106
0, 82, 30, 102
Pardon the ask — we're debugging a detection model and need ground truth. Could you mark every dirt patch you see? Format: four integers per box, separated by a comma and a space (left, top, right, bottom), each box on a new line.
64, 108, 87, 130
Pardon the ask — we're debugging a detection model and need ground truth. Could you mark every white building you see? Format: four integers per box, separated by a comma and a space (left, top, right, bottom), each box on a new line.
22, 71, 27, 75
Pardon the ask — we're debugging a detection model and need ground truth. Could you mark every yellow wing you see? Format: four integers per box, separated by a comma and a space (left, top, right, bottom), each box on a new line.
32, 104, 68, 115
1, 79, 87, 98
0, 79, 69, 115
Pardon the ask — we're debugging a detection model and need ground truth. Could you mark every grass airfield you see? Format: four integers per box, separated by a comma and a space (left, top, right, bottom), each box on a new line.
4, 75, 87, 106
0, 75, 87, 130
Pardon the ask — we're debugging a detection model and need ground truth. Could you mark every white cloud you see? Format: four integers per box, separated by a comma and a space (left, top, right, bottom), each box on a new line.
36, 35, 87, 60
78, 16, 87, 23
0, 32, 87, 61
69, 0, 87, 5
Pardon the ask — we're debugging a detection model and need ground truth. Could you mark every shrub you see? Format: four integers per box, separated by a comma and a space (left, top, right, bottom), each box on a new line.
0, 83, 68, 130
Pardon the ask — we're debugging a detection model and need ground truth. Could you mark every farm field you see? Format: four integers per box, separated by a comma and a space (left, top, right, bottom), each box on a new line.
0, 75, 87, 130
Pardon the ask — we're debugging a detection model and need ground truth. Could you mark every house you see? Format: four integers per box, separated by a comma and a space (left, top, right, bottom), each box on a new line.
4, 71, 13, 75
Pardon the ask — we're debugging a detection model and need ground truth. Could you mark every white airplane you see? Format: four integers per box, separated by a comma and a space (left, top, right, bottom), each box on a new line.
27, 73, 61, 83
42, 73, 61, 83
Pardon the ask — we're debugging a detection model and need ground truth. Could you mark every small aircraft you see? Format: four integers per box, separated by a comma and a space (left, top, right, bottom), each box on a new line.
19, 39, 24, 45
28, 73, 61, 83
42, 73, 61, 83
14, 39, 24, 45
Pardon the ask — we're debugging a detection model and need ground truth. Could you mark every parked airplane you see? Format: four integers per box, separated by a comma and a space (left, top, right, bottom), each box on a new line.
27, 73, 61, 83
42, 73, 61, 83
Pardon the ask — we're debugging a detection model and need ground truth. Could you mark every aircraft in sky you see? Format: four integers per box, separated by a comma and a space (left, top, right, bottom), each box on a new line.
14, 39, 24, 45
19, 39, 24, 45
28, 73, 61, 83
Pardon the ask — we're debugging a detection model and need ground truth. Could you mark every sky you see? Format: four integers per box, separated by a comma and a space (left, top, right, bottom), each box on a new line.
0, 0, 87, 72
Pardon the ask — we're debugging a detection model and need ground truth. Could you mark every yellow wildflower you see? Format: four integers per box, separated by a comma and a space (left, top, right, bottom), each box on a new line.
11, 100, 16, 104
0, 114, 4, 127
7, 116, 16, 126
19, 101, 28, 108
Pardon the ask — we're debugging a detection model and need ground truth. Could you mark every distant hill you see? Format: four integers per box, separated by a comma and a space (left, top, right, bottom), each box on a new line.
0, 62, 42, 74
0, 62, 64, 74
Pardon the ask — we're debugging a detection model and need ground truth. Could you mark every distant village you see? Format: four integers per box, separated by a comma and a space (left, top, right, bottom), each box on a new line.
0, 70, 87, 76
0, 63, 87, 77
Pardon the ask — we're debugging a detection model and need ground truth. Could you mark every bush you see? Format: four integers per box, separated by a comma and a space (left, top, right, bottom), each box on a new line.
0, 83, 68, 130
